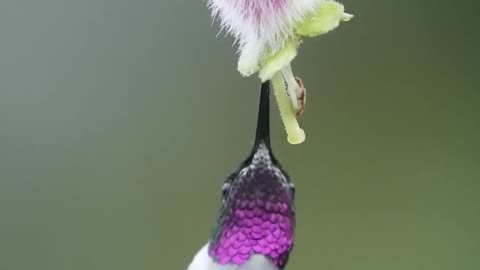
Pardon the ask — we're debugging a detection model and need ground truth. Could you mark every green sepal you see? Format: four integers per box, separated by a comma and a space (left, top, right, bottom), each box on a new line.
258, 40, 298, 82
296, 0, 353, 38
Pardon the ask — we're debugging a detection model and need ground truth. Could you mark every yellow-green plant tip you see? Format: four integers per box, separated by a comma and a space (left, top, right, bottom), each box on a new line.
259, 41, 298, 82
272, 72, 306, 145
288, 129, 306, 145
237, 53, 260, 77
295, 1, 352, 38
342, 12, 354, 21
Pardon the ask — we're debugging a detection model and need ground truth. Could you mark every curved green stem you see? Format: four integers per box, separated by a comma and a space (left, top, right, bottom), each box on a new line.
272, 72, 305, 145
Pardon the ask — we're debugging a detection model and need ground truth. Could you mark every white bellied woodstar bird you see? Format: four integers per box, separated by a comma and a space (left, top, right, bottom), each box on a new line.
186, 81, 296, 270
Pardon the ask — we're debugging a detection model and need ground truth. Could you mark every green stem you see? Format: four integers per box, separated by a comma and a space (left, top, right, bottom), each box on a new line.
272, 72, 306, 144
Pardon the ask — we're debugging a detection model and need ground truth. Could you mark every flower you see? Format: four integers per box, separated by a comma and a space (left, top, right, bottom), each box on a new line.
208, 0, 353, 144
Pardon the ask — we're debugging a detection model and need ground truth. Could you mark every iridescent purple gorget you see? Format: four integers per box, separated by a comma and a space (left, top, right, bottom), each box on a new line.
208, 82, 295, 269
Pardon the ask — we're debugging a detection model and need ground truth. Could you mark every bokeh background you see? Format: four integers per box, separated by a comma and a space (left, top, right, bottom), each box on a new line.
1, 0, 478, 269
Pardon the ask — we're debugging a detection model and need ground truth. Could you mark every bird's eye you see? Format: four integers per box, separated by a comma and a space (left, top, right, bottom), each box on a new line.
222, 182, 231, 198
289, 183, 295, 196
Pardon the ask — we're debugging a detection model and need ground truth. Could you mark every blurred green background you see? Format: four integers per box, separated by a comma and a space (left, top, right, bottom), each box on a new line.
0, 0, 479, 269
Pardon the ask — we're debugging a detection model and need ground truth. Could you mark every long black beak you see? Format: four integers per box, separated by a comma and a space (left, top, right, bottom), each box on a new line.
253, 81, 271, 150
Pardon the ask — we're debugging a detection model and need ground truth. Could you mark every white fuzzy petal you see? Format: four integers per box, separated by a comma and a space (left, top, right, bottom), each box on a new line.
208, 0, 325, 56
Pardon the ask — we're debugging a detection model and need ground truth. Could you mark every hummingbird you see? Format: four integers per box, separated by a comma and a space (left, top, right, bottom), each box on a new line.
187, 81, 296, 270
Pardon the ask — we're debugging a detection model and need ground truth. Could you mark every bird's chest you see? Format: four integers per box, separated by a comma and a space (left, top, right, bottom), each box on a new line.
212, 254, 279, 270
188, 243, 281, 270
